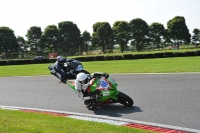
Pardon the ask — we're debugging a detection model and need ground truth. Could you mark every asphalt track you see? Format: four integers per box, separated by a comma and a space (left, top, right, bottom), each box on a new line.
0, 74, 200, 132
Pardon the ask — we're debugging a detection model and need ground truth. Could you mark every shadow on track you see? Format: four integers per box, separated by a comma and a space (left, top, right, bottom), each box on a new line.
90, 104, 142, 117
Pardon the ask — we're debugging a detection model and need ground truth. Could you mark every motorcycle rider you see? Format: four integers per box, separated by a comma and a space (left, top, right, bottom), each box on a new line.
54, 56, 73, 83
75, 72, 109, 108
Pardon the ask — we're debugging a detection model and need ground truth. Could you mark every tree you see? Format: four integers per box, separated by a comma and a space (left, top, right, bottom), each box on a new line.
0, 27, 18, 59
149, 22, 165, 50
16, 36, 28, 52
16, 36, 29, 58
92, 22, 113, 54
191, 28, 200, 47
42, 25, 59, 54
82, 31, 91, 54
167, 16, 191, 49
26, 26, 42, 55
129, 18, 149, 51
58, 21, 82, 56
112, 21, 130, 53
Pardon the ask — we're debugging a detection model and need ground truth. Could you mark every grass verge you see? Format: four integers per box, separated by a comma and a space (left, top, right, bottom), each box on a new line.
0, 56, 200, 77
0, 109, 152, 133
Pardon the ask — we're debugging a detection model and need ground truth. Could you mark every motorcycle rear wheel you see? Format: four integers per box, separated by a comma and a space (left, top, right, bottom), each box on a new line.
118, 92, 134, 106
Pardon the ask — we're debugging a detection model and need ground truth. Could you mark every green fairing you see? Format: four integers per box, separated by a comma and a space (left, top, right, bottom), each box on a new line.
89, 78, 119, 102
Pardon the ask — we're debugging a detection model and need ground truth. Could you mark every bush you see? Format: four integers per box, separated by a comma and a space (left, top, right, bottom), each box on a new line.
173, 52, 184, 57
104, 56, 114, 60
113, 55, 123, 60
49, 58, 56, 63
194, 50, 200, 56
132, 54, 144, 59
31, 59, 40, 64
163, 52, 174, 58
183, 51, 195, 56
6, 60, 15, 65
123, 54, 133, 59
94, 56, 104, 61
0, 60, 6, 66
153, 53, 163, 58
14, 60, 24, 65
40, 59, 49, 63
84, 56, 95, 61
23, 59, 32, 64
74, 57, 85, 62
143, 54, 154, 59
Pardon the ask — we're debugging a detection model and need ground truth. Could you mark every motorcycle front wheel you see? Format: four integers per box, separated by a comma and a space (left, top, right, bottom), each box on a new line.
118, 92, 134, 106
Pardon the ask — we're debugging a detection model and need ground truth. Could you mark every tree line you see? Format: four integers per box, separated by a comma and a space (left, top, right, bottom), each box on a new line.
0, 16, 200, 59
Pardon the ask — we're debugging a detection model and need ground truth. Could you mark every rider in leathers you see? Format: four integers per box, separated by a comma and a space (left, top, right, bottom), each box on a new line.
75, 72, 109, 108
54, 56, 73, 83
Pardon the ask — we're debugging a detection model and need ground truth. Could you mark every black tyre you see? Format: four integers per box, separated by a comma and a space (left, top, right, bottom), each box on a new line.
118, 92, 134, 106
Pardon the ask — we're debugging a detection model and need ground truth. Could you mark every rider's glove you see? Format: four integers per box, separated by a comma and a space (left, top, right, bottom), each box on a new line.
103, 73, 109, 78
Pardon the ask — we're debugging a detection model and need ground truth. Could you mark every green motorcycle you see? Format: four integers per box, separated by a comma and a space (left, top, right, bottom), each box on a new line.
67, 76, 134, 109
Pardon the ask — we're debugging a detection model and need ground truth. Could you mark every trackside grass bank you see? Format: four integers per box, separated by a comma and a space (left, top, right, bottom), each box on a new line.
0, 109, 152, 133
0, 56, 200, 77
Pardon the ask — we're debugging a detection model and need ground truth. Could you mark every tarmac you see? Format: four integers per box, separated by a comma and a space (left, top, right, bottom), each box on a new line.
1, 105, 200, 133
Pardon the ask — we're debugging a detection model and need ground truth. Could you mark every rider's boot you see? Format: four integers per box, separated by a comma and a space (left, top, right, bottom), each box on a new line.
84, 99, 95, 109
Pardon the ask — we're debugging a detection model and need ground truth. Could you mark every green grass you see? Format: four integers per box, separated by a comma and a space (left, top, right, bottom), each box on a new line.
0, 109, 152, 133
0, 56, 200, 77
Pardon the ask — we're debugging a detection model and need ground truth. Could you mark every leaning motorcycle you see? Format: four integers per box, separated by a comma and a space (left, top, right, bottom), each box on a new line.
48, 59, 90, 80
67, 76, 134, 109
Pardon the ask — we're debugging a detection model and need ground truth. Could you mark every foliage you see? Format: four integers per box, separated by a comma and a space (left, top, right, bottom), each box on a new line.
167, 16, 191, 49
82, 31, 91, 54
129, 18, 149, 51
191, 28, 200, 47
42, 25, 59, 53
0, 15, 199, 58
92, 22, 114, 54
0, 27, 18, 59
58, 21, 82, 56
149, 22, 165, 50
113, 21, 130, 53
26, 26, 42, 55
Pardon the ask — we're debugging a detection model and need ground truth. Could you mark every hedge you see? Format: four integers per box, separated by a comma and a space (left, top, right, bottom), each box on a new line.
84, 56, 95, 61
173, 52, 184, 57
74, 57, 85, 62
153, 53, 163, 58
143, 54, 154, 59
31, 59, 40, 64
183, 51, 195, 56
163, 52, 174, 58
1, 50, 200, 66
194, 50, 200, 56
113, 55, 123, 60
49, 58, 57, 63
132, 54, 144, 59
104, 56, 114, 60
6, 60, 15, 65
0, 60, 6, 66
14, 60, 24, 65
123, 54, 133, 59
94, 56, 104, 61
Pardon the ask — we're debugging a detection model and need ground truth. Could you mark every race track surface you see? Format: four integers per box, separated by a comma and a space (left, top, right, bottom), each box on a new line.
0, 74, 200, 130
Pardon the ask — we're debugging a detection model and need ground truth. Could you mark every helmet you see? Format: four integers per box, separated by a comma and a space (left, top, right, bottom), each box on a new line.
77, 73, 89, 85
57, 56, 64, 64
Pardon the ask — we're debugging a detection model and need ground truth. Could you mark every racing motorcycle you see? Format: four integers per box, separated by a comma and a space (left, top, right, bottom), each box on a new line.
67, 76, 134, 109
48, 58, 90, 80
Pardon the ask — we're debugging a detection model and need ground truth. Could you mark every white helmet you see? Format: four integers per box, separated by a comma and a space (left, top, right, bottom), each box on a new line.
77, 73, 89, 85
